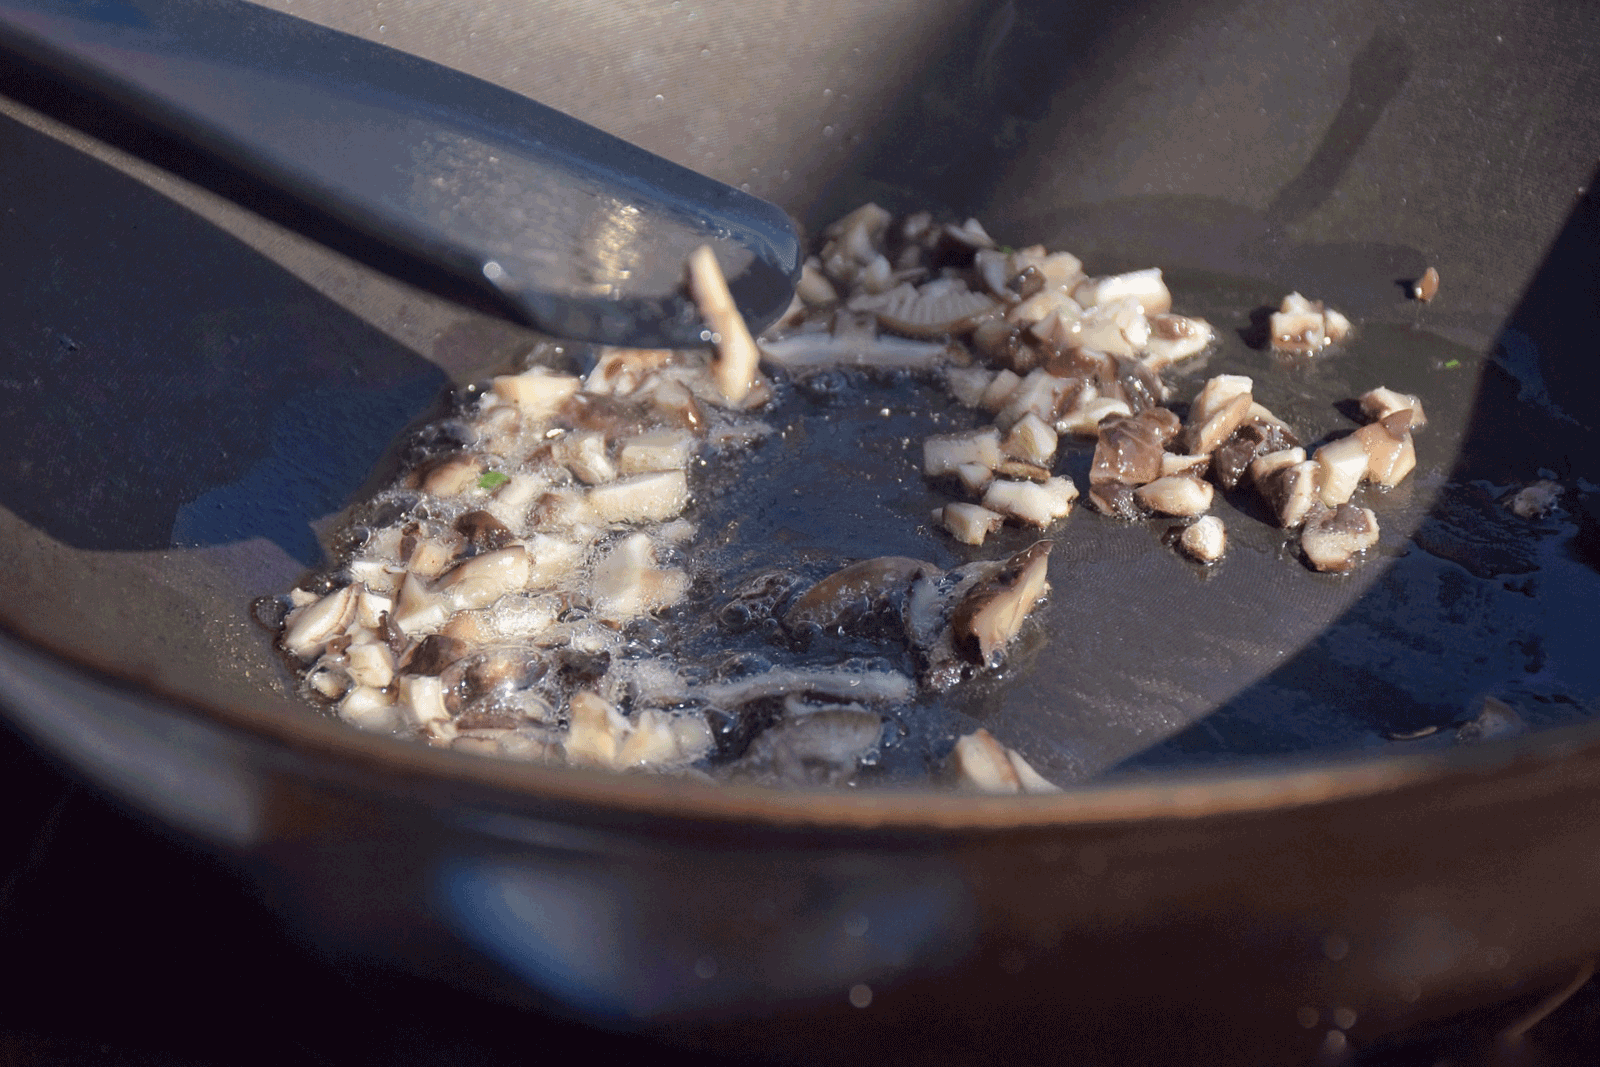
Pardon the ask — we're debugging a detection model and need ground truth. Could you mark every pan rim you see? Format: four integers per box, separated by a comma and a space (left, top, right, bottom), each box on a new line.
4, 616, 1590, 835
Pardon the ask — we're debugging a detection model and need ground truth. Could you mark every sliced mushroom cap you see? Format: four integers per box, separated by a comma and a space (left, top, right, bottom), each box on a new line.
949, 540, 1053, 668
1073, 268, 1173, 315
851, 279, 1001, 337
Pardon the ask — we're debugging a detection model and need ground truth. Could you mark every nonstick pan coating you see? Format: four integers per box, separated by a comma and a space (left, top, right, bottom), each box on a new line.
0, 0, 1598, 1059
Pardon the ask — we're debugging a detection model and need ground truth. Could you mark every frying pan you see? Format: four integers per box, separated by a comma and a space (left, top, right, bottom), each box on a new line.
0, 0, 1597, 1061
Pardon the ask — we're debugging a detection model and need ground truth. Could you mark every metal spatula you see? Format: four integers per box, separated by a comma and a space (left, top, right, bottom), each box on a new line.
0, 0, 801, 347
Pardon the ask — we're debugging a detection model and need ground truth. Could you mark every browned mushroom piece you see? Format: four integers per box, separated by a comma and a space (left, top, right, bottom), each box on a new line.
1210, 417, 1302, 490
948, 540, 1053, 669
1413, 266, 1441, 303
453, 509, 516, 553
1352, 416, 1418, 487
401, 633, 470, 676
1183, 375, 1254, 455
784, 556, 941, 638
1258, 459, 1325, 528
1358, 386, 1428, 429
1301, 503, 1381, 572
1086, 481, 1150, 521
1090, 412, 1170, 487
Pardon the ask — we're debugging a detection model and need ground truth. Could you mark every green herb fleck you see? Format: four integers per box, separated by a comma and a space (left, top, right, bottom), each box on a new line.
1443, 359, 1460, 369
477, 470, 510, 490
997, 244, 1016, 254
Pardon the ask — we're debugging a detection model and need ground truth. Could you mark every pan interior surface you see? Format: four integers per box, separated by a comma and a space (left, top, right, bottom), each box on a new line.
0, 0, 1597, 799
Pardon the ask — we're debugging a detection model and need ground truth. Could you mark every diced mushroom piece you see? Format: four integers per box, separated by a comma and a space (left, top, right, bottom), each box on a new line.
306, 664, 349, 701
1261, 460, 1325, 528
783, 556, 937, 635
417, 454, 484, 497
945, 728, 1061, 794
1269, 293, 1350, 354
1091, 413, 1168, 486
1179, 515, 1227, 563
396, 673, 452, 734
1314, 434, 1371, 506
589, 533, 688, 620
994, 459, 1051, 483
850, 278, 1000, 338
1004, 412, 1057, 473
949, 541, 1052, 668
436, 547, 532, 612
796, 259, 839, 306
586, 470, 690, 524
1301, 504, 1380, 572
996, 368, 1072, 429
1007, 287, 1082, 328
616, 709, 714, 769
1074, 268, 1173, 314
1143, 313, 1214, 369
1210, 418, 1302, 490
945, 365, 995, 407
1353, 418, 1418, 488
1058, 395, 1133, 438
282, 584, 359, 661
1066, 296, 1148, 357
983, 477, 1077, 527
946, 728, 1020, 793
953, 463, 994, 496
584, 348, 674, 397
939, 502, 1005, 545
1358, 386, 1428, 429
1009, 247, 1083, 290
564, 691, 632, 768
1186, 392, 1252, 456
489, 367, 581, 418
1248, 446, 1306, 487
1413, 267, 1441, 303
406, 534, 462, 579
944, 217, 998, 251
1188, 375, 1253, 424
924, 427, 1002, 478
1086, 481, 1148, 520
550, 431, 615, 485
1161, 453, 1211, 478
1504, 480, 1563, 519
617, 429, 695, 474
338, 685, 401, 733
1134, 474, 1214, 516
686, 244, 763, 406
980, 368, 1024, 412
391, 572, 450, 635
346, 640, 395, 689
974, 248, 1014, 299
823, 203, 893, 270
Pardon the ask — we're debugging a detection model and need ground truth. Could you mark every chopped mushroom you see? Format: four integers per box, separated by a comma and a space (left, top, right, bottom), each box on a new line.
948, 541, 1052, 668
1135, 475, 1214, 517
1413, 267, 1441, 303
1268, 293, 1352, 354
687, 244, 763, 405
982, 477, 1078, 527
945, 728, 1059, 794
1300, 503, 1380, 572
1358, 386, 1428, 429
938, 502, 1005, 545
1179, 516, 1227, 563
